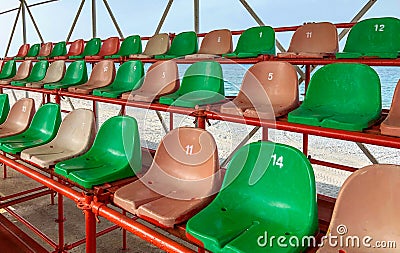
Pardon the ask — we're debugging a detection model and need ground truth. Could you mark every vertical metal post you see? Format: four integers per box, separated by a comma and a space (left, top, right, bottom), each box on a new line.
91, 0, 97, 38
66, 0, 86, 42
57, 178, 65, 251
305, 65, 311, 91
21, 0, 27, 44
154, 0, 174, 35
4, 4, 22, 58
262, 127, 268, 141
169, 113, 174, 130
194, 0, 199, 33
84, 193, 96, 253
303, 134, 309, 156
122, 210, 127, 250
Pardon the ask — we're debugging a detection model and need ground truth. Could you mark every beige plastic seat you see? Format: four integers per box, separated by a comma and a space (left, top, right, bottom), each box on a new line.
220, 61, 298, 119
129, 33, 169, 59
185, 29, 232, 59
26, 60, 66, 88
26, 42, 53, 59
0, 98, 35, 138
381, 79, 400, 136
0, 60, 32, 85
278, 22, 338, 58
317, 164, 400, 253
113, 127, 220, 228
68, 60, 115, 94
20, 109, 95, 169
121, 61, 179, 102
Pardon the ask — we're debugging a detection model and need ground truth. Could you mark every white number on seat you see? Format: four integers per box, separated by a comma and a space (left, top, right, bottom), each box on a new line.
267, 72, 274, 80
104, 66, 108, 72
22, 106, 26, 112
133, 65, 136, 70
271, 154, 284, 168
259, 32, 263, 38
306, 32, 312, 38
185, 145, 193, 155
374, 24, 385, 32
217, 36, 221, 43
162, 71, 166, 78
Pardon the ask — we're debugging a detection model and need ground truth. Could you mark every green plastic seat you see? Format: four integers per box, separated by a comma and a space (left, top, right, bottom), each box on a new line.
159, 61, 224, 108
11, 60, 49, 87
46, 41, 67, 59
69, 38, 101, 59
186, 141, 318, 253
92, 60, 144, 98
54, 116, 141, 189
337, 17, 400, 59
105, 35, 142, 59
0, 94, 10, 125
15, 43, 40, 60
0, 60, 16, 80
154, 31, 198, 59
0, 103, 61, 154
44, 60, 88, 90
288, 63, 381, 131
223, 26, 276, 58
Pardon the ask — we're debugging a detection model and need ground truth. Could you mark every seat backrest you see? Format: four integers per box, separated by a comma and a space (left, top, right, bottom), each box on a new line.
1, 98, 35, 130
27, 60, 49, 81
303, 63, 381, 115
110, 60, 143, 90
13, 60, 32, 80
0, 94, 10, 124
136, 61, 179, 94
67, 39, 84, 56
87, 60, 115, 83
82, 38, 101, 56
319, 164, 400, 252
222, 141, 317, 230
198, 29, 232, 54
234, 26, 275, 55
343, 17, 400, 54
142, 33, 169, 56
179, 61, 224, 96
98, 37, 120, 56
41, 60, 65, 83
288, 22, 338, 54
61, 60, 88, 84
167, 31, 198, 56
49, 41, 67, 57
37, 42, 53, 57
15, 44, 30, 58
0, 60, 16, 78
26, 44, 40, 57
144, 127, 219, 199
118, 35, 142, 56
25, 103, 61, 137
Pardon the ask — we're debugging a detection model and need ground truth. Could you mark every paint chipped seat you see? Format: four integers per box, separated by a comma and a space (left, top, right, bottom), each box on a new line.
44, 60, 88, 90
20, 109, 95, 169
223, 26, 275, 58
113, 127, 220, 228
26, 60, 65, 88
85, 36, 120, 60
159, 61, 224, 108
27, 42, 52, 60
288, 63, 381, 131
105, 35, 142, 60
54, 116, 141, 189
5, 44, 30, 60
129, 33, 169, 59
54, 39, 84, 60
220, 61, 298, 119
381, 79, 400, 136
155, 31, 198, 59
68, 60, 115, 94
185, 29, 232, 59
278, 22, 338, 58
0, 98, 35, 138
121, 61, 179, 102
337, 17, 400, 59
0, 103, 61, 154
15, 43, 40, 60
186, 141, 318, 253
11, 60, 49, 87
69, 38, 101, 60
92, 60, 144, 98
0, 60, 32, 85
0, 60, 17, 80
317, 164, 400, 253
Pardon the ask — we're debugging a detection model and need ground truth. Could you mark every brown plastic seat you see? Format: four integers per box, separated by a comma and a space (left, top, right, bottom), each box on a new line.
113, 127, 220, 228
5, 44, 30, 60
26, 60, 66, 88
54, 39, 84, 60
220, 61, 298, 119
20, 109, 95, 168
129, 33, 169, 59
0, 60, 33, 85
185, 29, 232, 59
121, 61, 179, 102
68, 60, 115, 94
381, 79, 400, 136
85, 37, 120, 60
26, 42, 53, 59
0, 98, 35, 138
317, 164, 400, 253
278, 22, 338, 58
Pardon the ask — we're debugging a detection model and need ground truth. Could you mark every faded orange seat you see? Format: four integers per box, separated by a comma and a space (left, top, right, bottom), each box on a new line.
85, 37, 120, 60
54, 39, 84, 60
68, 60, 115, 94
129, 33, 169, 59
26, 42, 52, 60
113, 127, 220, 228
185, 29, 232, 59
0, 98, 35, 138
381, 79, 400, 136
5, 44, 30, 60
278, 22, 338, 58
121, 61, 179, 102
317, 164, 400, 253
220, 61, 298, 119
26, 60, 65, 88
0, 60, 32, 85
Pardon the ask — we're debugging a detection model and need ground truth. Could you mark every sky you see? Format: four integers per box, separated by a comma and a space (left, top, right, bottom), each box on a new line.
0, 0, 399, 57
